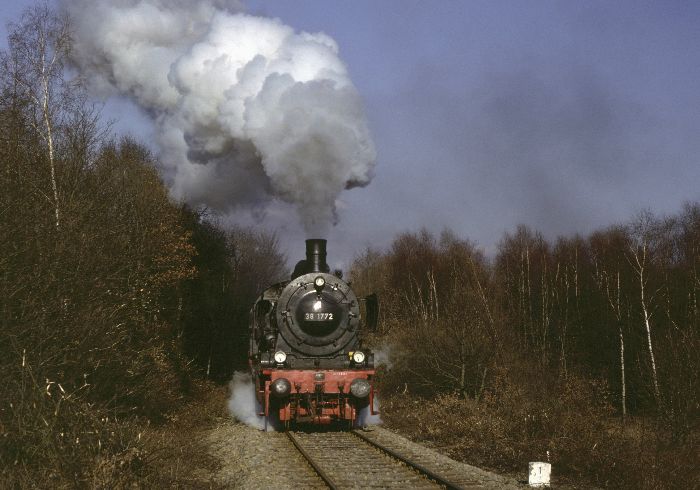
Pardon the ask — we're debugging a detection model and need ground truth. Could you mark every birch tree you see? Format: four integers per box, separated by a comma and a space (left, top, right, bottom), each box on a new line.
1, 5, 75, 228
626, 211, 663, 408
590, 228, 630, 424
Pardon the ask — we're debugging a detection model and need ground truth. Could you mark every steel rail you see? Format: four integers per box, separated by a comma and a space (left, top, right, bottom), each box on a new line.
351, 429, 465, 490
286, 431, 338, 490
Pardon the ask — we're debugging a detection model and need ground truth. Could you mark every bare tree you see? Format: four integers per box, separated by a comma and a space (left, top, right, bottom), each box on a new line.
1, 5, 75, 228
627, 211, 663, 408
590, 228, 629, 424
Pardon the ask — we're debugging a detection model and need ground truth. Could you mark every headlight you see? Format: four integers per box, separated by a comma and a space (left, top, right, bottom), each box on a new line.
270, 378, 291, 397
314, 276, 325, 288
350, 378, 371, 398
352, 351, 365, 364
273, 351, 287, 363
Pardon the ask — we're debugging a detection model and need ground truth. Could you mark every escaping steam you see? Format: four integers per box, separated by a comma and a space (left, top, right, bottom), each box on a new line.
355, 344, 392, 427
63, 0, 376, 235
228, 371, 269, 430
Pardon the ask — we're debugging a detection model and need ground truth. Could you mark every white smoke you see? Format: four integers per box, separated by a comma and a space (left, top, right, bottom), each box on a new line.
355, 345, 392, 427
356, 396, 382, 427
372, 344, 393, 370
227, 371, 271, 430
63, 0, 375, 235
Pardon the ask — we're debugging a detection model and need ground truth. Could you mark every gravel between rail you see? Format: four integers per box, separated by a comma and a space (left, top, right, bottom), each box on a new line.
207, 421, 525, 489
288, 430, 444, 489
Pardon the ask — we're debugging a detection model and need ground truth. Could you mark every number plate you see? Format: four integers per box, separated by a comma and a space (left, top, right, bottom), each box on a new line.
304, 312, 334, 321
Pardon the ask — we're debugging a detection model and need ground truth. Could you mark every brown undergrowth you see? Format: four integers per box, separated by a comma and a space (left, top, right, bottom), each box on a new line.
0, 379, 228, 489
138, 381, 228, 488
380, 374, 699, 489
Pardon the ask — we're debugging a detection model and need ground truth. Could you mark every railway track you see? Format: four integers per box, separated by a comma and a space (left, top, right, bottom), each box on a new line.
286, 428, 520, 489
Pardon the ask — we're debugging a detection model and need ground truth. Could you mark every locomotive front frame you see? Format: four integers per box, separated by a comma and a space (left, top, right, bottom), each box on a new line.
248, 239, 379, 429
256, 367, 378, 428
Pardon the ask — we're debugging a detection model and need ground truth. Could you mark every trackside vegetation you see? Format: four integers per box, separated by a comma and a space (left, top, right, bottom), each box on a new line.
0, 5, 286, 487
350, 221, 699, 488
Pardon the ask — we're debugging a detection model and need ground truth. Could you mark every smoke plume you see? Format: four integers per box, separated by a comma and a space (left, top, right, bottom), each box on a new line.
227, 371, 268, 430
355, 345, 392, 427
356, 397, 382, 427
63, 0, 375, 235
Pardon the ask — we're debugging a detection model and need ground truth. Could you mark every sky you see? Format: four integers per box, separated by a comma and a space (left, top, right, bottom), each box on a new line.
2, 1, 700, 269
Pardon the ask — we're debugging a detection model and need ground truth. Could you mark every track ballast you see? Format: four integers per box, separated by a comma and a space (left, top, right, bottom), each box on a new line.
286, 428, 522, 489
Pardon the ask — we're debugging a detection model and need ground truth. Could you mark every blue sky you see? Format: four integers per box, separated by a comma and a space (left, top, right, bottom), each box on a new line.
3, 1, 700, 266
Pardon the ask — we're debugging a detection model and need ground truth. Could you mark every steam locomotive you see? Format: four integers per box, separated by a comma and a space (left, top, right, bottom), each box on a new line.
249, 239, 379, 428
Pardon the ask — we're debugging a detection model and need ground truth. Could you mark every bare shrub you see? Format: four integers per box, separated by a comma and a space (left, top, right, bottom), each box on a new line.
355, 221, 699, 488
352, 229, 497, 398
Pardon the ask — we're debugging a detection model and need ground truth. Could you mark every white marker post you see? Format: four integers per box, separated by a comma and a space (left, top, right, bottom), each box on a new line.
528, 462, 551, 487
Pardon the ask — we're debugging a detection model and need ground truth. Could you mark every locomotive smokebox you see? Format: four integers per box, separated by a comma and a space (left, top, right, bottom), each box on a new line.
306, 239, 330, 273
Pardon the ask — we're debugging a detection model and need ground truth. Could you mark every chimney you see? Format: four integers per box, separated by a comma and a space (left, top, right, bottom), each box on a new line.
305, 239, 329, 273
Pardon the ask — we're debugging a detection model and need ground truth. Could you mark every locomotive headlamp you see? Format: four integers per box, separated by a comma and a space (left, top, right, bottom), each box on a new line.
270, 378, 291, 397
273, 351, 287, 364
314, 276, 326, 295
352, 351, 366, 364
350, 378, 371, 398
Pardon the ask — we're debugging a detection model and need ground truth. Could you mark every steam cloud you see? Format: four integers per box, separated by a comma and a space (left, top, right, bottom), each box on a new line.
355, 344, 392, 427
63, 0, 376, 235
228, 371, 268, 430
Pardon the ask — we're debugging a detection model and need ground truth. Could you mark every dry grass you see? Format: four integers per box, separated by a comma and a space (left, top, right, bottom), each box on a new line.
0, 378, 229, 489
134, 380, 229, 488
380, 378, 699, 489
